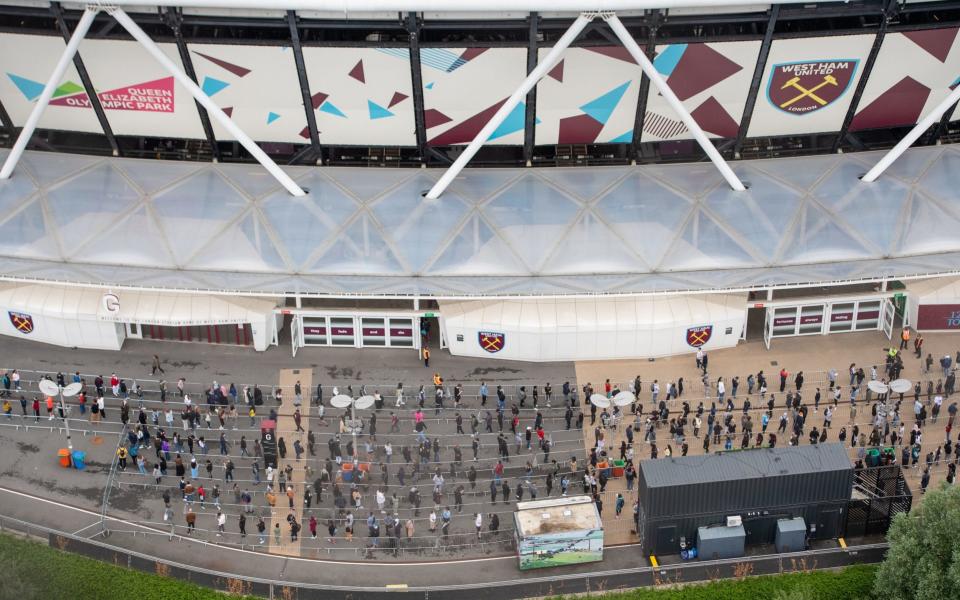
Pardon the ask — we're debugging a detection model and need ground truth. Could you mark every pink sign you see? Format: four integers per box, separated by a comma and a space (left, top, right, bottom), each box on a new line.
831, 313, 853, 322
303, 326, 326, 335
800, 315, 823, 324
773, 317, 796, 327
50, 77, 175, 112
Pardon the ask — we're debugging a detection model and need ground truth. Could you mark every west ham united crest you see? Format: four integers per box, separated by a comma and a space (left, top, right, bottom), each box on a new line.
767, 59, 858, 114
9, 311, 34, 334
478, 331, 505, 353
686, 325, 712, 348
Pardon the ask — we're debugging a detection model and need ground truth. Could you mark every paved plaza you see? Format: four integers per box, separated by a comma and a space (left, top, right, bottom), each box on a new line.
0, 328, 956, 572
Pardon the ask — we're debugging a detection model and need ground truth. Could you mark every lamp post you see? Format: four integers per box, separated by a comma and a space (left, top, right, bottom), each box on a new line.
39, 378, 82, 451
331, 394, 374, 465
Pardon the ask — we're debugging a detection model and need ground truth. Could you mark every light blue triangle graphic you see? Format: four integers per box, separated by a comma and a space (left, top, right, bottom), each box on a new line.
367, 99, 394, 120
201, 76, 229, 97
489, 102, 526, 141
608, 130, 633, 144
579, 81, 630, 126
319, 100, 347, 118
653, 44, 687, 77
7, 73, 45, 101
266, 111, 281, 124
425, 82, 435, 90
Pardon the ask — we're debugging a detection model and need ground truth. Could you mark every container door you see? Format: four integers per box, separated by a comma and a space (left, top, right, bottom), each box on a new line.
655, 525, 676, 554
881, 298, 895, 340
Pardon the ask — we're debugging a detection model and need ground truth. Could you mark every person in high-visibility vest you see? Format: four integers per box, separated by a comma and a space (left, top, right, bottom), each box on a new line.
423, 348, 431, 368
900, 327, 910, 350
433, 372, 442, 387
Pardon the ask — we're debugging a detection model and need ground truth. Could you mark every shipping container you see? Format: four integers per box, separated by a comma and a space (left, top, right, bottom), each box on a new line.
636, 444, 853, 556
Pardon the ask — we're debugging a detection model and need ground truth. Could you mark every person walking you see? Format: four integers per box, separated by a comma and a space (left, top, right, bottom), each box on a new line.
423, 348, 430, 368
151, 355, 165, 376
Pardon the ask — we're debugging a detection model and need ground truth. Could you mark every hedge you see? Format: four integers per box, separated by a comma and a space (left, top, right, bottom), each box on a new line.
0, 531, 877, 600
0, 533, 259, 600
557, 564, 878, 600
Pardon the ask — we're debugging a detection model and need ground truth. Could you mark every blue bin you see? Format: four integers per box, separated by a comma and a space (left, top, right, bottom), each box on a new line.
72, 450, 86, 470
342, 469, 353, 483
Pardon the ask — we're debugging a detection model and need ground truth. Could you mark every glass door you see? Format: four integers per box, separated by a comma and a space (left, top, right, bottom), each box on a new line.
882, 298, 895, 339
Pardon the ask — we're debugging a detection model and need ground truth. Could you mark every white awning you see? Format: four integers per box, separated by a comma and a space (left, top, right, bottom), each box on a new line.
0, 283, 276, 326
96, 290, 277, 326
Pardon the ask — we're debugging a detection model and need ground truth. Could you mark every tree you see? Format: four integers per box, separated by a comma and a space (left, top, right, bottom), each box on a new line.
874, 482, 960, 600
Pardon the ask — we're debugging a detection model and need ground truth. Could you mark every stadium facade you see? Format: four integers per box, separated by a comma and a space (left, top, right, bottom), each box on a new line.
1, 0, 960, 360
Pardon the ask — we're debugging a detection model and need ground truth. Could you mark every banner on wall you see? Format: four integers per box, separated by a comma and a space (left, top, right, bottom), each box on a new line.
641, 40, 761, 142
916, 304, 960, 330
46, 77, 174, 112
851, 28, 960, 132
421, 47, 527, 146
747, 34, 873, 138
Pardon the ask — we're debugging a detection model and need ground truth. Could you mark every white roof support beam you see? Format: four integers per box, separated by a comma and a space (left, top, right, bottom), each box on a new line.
861, 79, 960, 183
605, 13, 745, 191
428, 11, 746, 198
109, 8, 306, 196
0, 8, 98, 180
425, 12, 593, 200
3, 6, 306, 197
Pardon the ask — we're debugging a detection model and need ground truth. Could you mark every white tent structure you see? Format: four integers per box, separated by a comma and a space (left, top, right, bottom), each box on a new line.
906, 277, 960, 333
0, 283, 278, 350
440, 294, 744, 361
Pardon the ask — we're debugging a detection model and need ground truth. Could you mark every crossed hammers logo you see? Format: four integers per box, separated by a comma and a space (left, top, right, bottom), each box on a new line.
779, 74, 839, 108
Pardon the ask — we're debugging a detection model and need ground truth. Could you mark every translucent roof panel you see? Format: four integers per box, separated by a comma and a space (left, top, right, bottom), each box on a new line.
0, 200, 62, 261
594, 172, 694, 267
659, 209, 760, 271
370, 175, 470, 272
705, 169, 802, 258
778, 201, 876, 265
151, 171, 250, 265
1, 147, 960, 296
0, 171, 39, 216
427, 214, 528, 276
44, 164, 143, 255
71, 205, 177, 269
482, 175, 581, 271
259, 174, 359, 269
306, 214, 405, 275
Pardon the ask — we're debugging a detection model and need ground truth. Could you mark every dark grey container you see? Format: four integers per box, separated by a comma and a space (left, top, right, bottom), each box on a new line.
775, 517, 807, 553
636, 444, 853, 555
697, 524, 746, 560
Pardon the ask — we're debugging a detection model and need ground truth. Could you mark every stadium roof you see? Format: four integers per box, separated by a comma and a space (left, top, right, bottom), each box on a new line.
0, 145, 959, 298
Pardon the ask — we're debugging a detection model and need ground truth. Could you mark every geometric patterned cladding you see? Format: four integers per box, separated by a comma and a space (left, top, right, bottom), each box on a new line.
0, 34, 102, 134
642, 40, 761, 141
76, 38, 205, 139
747, 34, 874, 138
421, 48, 527, 146
535, 47, 643, 145
189, 43, 307, 143
301, 47, 416, 146
3, 145, 960, 297
851, 28, 960, 132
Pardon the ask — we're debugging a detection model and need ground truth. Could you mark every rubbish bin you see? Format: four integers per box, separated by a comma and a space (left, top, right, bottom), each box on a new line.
72, 450, 86, 471
342, 462, 354, 483
58, 448, 71, 468
612, 459, 626, 478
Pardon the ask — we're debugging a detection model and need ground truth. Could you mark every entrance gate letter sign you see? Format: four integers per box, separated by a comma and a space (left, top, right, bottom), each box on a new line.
8, 311, 34, 334
686, 325, 712, 348
767, 60, 858, 114
479, 331, 505, 353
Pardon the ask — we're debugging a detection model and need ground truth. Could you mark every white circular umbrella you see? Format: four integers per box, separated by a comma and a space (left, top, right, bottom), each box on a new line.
38, 379, 59, 396
867, 380, 889, 394
589, 394, 611, 409
63, 382, 82, 397
612, 391, 636, 407
889, 379, 912, 394
354, 395, 375, 410
330, 394, 353, 409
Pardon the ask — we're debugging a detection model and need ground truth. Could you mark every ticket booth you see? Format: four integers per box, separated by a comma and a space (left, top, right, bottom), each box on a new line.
291, 311, 420, 356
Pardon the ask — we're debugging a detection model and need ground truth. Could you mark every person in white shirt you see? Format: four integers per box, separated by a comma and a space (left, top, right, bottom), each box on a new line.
216, 511, 226, 536
475, 513, 483, 538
